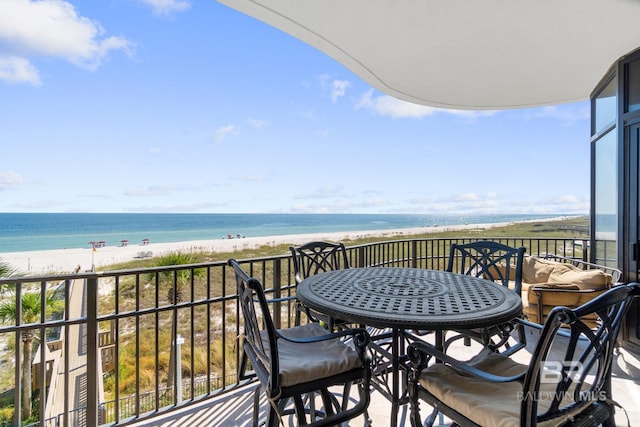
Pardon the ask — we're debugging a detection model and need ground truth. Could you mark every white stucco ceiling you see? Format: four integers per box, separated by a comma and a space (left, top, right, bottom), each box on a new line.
219, 0, 640, 109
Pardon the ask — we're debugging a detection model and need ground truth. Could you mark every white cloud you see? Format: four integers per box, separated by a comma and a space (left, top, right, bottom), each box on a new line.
124, 202, 224, 213
405, 192, 505, 214
0, 0, 133, 84
552, 195, 582, 204
0, 56, 40, 85
298, 109, 316, 120
214, 125, 238, 143
288, 201, 353, 213
247, 118, 270, 129
293, 186, 346, 200
124, 186, 173, 197
355, 89, 497, 119
453, 193, 481, 202
531, 103, 590, 125
331, 79, 350, 103
317, 74, 351, 103
361, 198, 388, 207
139, 0, 191, 16
0, 171, 24, 190
355, 89, 438, 118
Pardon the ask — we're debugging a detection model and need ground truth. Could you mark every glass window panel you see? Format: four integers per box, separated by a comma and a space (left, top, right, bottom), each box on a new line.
628, 58, 640, 113
594, 129, 617, 244
594, 77, 617, 135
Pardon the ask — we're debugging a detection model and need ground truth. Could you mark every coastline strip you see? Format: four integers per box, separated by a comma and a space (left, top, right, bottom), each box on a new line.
0, 217, 573, 275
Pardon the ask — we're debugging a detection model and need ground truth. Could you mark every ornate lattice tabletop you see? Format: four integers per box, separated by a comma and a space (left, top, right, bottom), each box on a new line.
297, 267, 522, 331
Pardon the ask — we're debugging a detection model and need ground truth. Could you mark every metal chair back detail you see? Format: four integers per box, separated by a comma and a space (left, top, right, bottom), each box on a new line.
447, 240, 526, 294
228, 259, 371, 427
445, 241, 527, 354
290, 241, 350, 329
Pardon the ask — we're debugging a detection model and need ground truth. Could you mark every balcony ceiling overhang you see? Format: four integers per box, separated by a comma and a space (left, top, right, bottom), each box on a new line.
218, 0, 640, 110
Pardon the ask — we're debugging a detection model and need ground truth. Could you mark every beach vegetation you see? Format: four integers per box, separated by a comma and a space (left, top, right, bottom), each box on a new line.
0, 259, 18, 278
0, 259, 19, 293
152, 251, 206, 389
0, 402, 14, 425
0, 290, 63, 421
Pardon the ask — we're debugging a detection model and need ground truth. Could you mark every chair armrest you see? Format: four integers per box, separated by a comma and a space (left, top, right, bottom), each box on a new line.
515, 316, 544, 331
516, 312, 574, 339
407, 340, 525, 383
276, 326, 370, 347
263, 295, 297, 304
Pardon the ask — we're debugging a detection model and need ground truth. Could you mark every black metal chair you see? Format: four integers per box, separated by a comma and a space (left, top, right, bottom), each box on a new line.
407, 282, 640, 427
228, 259, 371, 427
445, 241, 527, 354
290, 241, 351, 330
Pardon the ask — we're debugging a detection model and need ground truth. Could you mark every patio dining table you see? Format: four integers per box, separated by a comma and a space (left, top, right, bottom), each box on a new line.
296, 266, 523, 427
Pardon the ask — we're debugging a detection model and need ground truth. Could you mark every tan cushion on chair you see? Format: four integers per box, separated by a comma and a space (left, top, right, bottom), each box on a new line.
419, 350, 588, 427
527, 283, 582, 306
525, 285, 610, 327
547, 269, 612, 289
263, 323, 363, 387
522, 257, 555, 283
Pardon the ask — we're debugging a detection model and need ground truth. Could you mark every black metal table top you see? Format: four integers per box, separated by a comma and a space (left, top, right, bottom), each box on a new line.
297, 267, 523, 330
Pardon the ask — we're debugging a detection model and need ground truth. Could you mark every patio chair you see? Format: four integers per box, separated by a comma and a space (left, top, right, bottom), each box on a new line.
228, 259, 372, 427
290, 241, 351, 330
407, 282, 640, 427
444, 241, 527, 354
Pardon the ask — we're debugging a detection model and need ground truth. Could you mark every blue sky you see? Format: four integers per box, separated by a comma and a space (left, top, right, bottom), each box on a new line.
0, 0, 591, 215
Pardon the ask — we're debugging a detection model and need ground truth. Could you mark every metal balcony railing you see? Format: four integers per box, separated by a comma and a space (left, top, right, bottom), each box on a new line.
0, 236, 615, 426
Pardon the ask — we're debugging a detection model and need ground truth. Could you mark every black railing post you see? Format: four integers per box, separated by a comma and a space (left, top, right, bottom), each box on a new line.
273, 259, 282, 329
411, 240, 418, 269
86, 275, 99, 427
582, 239, 590, 263
14, 281, 22, 427
357, 246, 366, 268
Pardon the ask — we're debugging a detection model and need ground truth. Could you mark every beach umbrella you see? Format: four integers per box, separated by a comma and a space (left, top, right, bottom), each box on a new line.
217, 0, 640, 109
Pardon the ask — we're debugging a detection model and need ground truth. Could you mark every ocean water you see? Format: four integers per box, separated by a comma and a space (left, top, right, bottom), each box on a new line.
0, 213, 570, 253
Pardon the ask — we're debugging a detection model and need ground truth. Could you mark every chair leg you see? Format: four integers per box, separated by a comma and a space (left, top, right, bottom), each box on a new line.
294, 302, 302, 326
293, 395, 309, 425
319, 388, 337, 417
341, 382, 352, 411
252, 385, 261, 427
307, 392, 317, 423
408, 374, 423, 427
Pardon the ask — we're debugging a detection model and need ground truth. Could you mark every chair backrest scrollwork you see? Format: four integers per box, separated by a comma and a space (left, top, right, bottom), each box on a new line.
290, 241, 350, 285
447, 240, 526, 295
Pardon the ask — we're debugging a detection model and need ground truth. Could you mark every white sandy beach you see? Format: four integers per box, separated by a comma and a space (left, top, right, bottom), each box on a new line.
0, 218, 573, 275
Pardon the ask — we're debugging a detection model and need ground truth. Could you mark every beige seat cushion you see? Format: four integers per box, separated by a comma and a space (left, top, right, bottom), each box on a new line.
527, 285, 609, 307
419, 350, 590, 427
262, 323, 363, 387
522, 257, 556, 283
546, 269, 612, 289
524, 285, 608, 328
